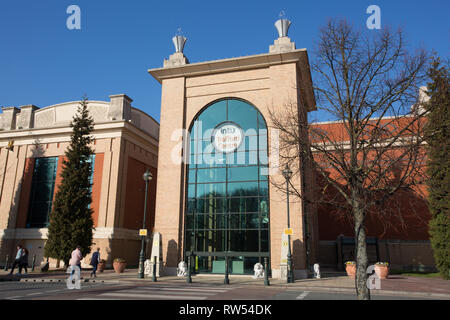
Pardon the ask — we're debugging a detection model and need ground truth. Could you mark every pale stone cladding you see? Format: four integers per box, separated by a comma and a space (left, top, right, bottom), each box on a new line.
148, 48, 317, 278
0, 94, 159, 268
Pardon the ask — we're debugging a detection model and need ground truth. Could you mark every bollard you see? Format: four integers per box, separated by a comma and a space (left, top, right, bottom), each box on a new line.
224, 256, 229, 285
264, 257, 270, 286
4, 255, 9, 271
186, 254, 192, 283
31, 254, 36, 272
152, 256, 157, 282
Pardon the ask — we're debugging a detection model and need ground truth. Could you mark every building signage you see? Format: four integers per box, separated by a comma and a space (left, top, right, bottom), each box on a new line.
212, 121, 244, 154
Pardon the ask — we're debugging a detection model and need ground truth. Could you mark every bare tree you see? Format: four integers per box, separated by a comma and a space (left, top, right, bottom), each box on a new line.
269, 19, 429, 300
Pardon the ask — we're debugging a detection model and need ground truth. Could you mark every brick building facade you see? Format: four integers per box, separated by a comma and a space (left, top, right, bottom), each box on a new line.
0, 94, 159, 268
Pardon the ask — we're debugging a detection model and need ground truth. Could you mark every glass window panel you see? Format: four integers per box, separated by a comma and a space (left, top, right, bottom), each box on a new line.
198, 148, 226, 167
259, 166, 269, 180
197, 100, 227, 132
195, 230, 227, 252
34, 183, 53, 202
225, 151, 258, 166
261, 229, 269, 252
229, 213, 260, 229
259, 182, 269, 196
228, 181, 259, 197
187, 199, 196, 213
194, 214, 226, 230
229, 230, 259, 252
185, 230, 193, 251
258, 134, 268, 151
199, 139, 212, 155
258, 112, 267, 130
259, 197, 269, 214
258, 149, 268, 165
27, 157, 58, 229
188, 169, 196, 183
187, 184, 196, 199
189, 153, 196, 166
197, 197, 227, 214
197, 167, 226, 183
186, 215, 194, 230
190, 139, 197, 155
197, 183, 226, 198
227, 100, 257, 132
260, 213, 269, 229
229, 197, 260, 213
244, 135, 259, 151
228, 166, 258, 182
248, 151, 259, 165
191, 120, 200, 140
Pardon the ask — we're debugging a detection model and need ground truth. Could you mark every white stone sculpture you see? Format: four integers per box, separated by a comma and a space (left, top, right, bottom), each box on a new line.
253, 263, 265, 279
313, 263, 321, 279
177, 261, 187, 277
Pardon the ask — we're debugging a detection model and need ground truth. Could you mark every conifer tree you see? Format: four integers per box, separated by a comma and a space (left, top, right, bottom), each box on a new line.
44, 96, 95, 266
425, 58, 450, 279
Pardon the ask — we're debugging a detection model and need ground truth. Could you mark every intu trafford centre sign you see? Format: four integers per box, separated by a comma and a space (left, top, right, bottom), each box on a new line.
212, 121, 244, 153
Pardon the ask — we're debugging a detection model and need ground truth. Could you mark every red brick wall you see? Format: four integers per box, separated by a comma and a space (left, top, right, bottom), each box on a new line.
91, 154, 104, 227
312, 119, 431, 241
15, 158, 35, 228
123, 157, 157, 230
53, 156, 66, 201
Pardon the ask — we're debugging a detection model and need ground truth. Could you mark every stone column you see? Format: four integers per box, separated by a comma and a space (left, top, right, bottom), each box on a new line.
108, 94, 133, 121
17, 105, 39, 129
1, 107, 19, 130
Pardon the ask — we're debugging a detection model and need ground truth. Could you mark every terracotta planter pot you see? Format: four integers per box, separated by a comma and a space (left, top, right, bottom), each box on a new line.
98, 262, 106, 273
113, 261, 127, 274
345, 264, 356, 279
375, 265, 389, 279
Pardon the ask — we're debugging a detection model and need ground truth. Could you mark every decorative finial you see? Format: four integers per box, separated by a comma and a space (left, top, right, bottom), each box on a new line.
275, 11, 291, 38
172, 28, 187, 53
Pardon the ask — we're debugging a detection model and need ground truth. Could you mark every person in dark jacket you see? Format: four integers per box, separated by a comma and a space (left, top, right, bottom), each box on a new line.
19, 248, 29, 275
90, 248, 100, 278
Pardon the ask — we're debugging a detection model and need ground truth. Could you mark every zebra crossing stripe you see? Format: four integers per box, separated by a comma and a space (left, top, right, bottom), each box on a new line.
100, 292, 207, 300
114, 289, 217, 296
296, 291, 310, 300
134, 287, 229, 293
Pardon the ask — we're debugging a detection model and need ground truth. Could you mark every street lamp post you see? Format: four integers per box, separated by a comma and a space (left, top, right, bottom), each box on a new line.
282, 164, 294, 284
138, 168, 152, 279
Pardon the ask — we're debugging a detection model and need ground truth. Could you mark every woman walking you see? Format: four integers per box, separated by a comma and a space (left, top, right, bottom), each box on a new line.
90, 248, 100, 278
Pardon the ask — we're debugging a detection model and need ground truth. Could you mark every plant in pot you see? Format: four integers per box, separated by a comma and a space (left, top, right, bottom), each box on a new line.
113, 258, 127, 274
98, 259, 106, 273
345, 261, 356, 279
374, 262, 389, 279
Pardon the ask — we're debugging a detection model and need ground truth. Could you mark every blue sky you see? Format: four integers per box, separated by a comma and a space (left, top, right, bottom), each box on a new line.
0, 0, 448, 122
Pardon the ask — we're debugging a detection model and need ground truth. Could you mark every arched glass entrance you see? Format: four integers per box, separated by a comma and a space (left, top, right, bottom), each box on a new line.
184, 98, 270, 274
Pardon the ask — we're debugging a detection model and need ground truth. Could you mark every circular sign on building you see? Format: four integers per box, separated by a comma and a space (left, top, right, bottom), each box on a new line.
212, 121, 244, 154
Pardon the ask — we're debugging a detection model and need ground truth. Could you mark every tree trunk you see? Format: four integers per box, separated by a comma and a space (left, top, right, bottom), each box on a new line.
354, 203, 369, 300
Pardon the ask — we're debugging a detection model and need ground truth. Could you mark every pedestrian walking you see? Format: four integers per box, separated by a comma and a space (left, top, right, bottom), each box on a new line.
19, 248, 29, 275
90, 248, 100, 278
69, 246, 83, 278
9, 245, 23, 275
